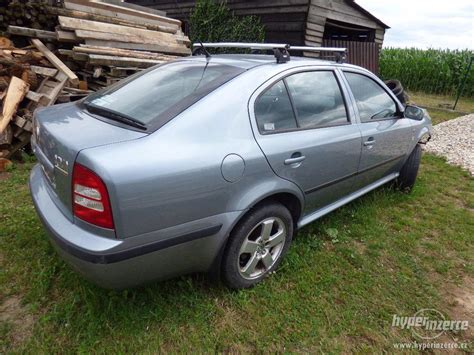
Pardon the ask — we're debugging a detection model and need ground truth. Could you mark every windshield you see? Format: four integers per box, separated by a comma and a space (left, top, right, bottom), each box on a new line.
84, 60, 245, 129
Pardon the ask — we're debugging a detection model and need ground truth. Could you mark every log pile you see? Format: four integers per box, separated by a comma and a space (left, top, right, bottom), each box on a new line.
0, 38, 68, 159
0, 0, 59, 33
0, 0, 191, 161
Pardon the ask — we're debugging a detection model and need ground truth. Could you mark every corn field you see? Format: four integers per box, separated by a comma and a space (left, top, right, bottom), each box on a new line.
380, 48, 474, 97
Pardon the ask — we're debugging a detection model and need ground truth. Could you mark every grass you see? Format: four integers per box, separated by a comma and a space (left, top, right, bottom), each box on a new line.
1, 154, 473, 353
408, 91, 474, 125
1, 96, 473, 352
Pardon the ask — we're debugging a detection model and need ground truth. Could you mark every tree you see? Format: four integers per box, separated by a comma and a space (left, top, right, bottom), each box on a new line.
189, 0, 265, 50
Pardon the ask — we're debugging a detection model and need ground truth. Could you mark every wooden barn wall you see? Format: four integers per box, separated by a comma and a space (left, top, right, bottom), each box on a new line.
305, 0, 385, 50
126, 0, 311, 45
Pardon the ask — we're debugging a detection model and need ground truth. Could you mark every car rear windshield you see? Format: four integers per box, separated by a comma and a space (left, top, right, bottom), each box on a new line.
84, 60, 245, 130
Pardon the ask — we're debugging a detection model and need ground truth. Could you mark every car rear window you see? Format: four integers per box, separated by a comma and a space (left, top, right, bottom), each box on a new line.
84, 60, 245, 130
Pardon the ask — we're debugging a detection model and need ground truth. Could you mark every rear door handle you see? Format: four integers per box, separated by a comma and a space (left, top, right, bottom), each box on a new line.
284, 155, 306, 165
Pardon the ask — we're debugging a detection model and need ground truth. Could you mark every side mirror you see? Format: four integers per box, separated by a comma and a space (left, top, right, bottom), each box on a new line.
404, 105, 425, 121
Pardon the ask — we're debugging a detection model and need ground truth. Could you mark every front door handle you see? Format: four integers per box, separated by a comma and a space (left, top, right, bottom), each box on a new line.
284, 154, 306, 165
363, 138, 376, 146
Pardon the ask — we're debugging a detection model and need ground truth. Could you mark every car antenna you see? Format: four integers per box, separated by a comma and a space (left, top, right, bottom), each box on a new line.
192, 41, 212, 60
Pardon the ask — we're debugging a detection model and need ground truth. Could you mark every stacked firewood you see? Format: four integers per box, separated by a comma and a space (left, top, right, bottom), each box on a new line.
0, 37, 72, 160
0, 0, 191, 163
0, 0, 59, 33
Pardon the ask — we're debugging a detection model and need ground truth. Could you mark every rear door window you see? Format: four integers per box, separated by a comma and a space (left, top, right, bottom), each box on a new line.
285, 71, 349, 129
344, 72, 397, 122
255, 80, 298, 133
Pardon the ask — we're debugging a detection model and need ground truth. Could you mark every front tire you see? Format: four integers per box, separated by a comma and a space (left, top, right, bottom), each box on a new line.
222, 202, 293, 289
396, 144, 422, 192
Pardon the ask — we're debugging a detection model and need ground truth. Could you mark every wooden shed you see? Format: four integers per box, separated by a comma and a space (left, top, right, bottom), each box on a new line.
126, 0, 389, 73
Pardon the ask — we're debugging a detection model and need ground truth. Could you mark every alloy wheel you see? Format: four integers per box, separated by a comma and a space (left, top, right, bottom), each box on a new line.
238, 217, 287, 280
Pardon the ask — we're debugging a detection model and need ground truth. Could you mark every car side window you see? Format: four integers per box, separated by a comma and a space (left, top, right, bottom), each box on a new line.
344, 72, 397, 122
255, 80, 298, 133
285, 71, 349, 129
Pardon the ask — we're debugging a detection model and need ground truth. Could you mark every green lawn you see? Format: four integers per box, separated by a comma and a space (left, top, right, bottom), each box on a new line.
1, 95, 473, 352
408, 91, 473, 125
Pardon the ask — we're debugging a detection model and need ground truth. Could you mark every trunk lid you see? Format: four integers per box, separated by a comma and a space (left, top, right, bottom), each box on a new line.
32, 102, 147, 220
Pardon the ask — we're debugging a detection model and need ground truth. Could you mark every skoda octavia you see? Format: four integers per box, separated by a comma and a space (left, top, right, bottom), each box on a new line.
30, 45, 432, 289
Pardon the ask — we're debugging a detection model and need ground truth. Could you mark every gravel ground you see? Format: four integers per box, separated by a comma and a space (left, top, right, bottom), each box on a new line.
424, 114, 474, 176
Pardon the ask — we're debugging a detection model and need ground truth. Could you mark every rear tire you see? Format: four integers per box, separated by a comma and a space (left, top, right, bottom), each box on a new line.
396, 144, 422, 192
222, 202, 293, 289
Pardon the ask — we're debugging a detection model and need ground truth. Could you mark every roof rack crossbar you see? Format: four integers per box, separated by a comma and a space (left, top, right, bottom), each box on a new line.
191, 42, 347, 64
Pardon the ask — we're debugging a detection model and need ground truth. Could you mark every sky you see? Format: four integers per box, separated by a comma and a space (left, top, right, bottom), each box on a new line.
356, 0, 473, 49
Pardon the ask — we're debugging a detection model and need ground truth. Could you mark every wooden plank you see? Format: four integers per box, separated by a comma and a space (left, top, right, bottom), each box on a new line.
0, 77, 29, 134
74, 29, 189, 48
30, 66, 58, 77
49, 7, 175, 34
306, 13, 327, 26
7, 26, 57, 40
306, 21, 325, 33
87, 54, 165, 68
56, 30, 79, 43
99, 0, 167, 16
64, 0, 181, 30
309, 5, 378, 29
58, 16, 185, 46
233, 6, 308, 15
26, 91, 45, 103
305, 33, 323, 44
74, 45, 178, 61
306, 28, 324, 38
31, 39, 79, 86
84, 39, 191, 56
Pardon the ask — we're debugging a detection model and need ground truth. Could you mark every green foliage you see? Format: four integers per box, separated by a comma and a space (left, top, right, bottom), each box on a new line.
189, 0, 265, 52
380, 48, 474, 97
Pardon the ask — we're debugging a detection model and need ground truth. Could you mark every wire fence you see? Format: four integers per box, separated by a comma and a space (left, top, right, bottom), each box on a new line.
379, 48, 474, 98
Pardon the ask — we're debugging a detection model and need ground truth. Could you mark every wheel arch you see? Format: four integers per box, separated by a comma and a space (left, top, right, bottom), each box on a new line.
208, 186, 304, 280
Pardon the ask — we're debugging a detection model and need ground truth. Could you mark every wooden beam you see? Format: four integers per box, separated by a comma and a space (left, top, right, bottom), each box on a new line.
31, 38, 79, 86
68, 0, 181, 26
63, 0, 181, 30
30, 66, 58, 77
97, 0, 167, 17
87, 54, 165, 68
7, 26, 57, 40
58, 16, 186, 46
49, 7, 175, 34
84, 39, 191, 56
74, 45, 178, 61
74, 29, 189, 47
0, 77, 29, 134
56, 30, 79, 43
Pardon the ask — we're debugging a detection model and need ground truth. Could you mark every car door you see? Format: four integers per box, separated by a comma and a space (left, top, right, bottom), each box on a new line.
249, 68, 362, 213
342, 70, 414, 188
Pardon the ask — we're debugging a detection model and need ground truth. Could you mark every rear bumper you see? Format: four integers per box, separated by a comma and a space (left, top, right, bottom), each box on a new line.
29, 164, 237, 289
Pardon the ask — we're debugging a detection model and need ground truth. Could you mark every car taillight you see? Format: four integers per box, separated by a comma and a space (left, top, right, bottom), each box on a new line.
72, 163, 114, 230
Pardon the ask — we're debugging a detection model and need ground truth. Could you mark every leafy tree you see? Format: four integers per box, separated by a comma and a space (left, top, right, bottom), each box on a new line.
189, 0, 265, 51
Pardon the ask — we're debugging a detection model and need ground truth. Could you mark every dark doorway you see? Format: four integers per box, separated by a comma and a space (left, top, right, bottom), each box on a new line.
323, 19, 375, 42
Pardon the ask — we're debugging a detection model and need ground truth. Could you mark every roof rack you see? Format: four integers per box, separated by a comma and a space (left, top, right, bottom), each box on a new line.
192, 42, 347, 64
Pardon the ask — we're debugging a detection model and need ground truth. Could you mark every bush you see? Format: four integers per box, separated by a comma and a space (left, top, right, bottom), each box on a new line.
189, 0, 265, 52
380, 48, 474, 97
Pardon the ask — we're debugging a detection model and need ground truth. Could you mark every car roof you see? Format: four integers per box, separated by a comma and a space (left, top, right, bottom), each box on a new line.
179, 54, 339, 70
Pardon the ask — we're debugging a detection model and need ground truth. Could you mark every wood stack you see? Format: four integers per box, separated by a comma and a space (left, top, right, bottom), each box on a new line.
0, 0, 59, 33
0, 0, 191, 160
0, 38, 69, 159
